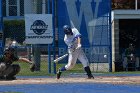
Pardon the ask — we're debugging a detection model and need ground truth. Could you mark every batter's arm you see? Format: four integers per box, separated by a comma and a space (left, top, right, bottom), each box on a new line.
77, 37, 81, 44
76, 37, 82, 49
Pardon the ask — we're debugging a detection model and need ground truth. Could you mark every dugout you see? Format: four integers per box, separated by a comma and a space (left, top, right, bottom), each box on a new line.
112, 10, 140, 71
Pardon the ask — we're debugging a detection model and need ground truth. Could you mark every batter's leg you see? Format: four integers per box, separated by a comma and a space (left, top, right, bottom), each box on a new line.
57, 52, 78, 79
78, 49, 94, 79
84, 66, 94, 79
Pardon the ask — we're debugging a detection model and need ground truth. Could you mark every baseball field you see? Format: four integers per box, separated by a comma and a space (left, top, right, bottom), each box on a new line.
0, 62, 140, 93
0, 72, 140, 93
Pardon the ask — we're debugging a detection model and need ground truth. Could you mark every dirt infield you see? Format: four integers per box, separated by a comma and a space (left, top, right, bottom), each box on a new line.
0, 76, 140, 85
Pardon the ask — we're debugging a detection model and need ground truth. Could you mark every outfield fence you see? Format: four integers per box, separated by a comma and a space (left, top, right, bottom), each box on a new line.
2, 0, 112, 75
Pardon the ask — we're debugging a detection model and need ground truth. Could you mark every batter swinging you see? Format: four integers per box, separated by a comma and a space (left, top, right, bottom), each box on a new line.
57, 25, 94, 79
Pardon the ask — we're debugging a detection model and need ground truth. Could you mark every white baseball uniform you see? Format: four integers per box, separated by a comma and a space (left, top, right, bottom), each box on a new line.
64, 28, 89, 70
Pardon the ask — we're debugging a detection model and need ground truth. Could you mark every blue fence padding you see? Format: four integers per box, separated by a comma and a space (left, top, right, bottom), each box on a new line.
0, 0, 3, 55
58, 0, 111, 63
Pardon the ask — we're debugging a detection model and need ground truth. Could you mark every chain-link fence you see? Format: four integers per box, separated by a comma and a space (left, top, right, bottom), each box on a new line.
2, 0, 57, 76
57, 0, 112, 72
2, 0, 112, 77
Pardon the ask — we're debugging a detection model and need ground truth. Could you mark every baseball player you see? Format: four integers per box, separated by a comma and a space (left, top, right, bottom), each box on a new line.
0, 47, 35, 80
57, 25, 94, 79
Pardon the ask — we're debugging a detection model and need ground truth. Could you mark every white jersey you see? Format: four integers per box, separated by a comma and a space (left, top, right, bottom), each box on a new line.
63, 28, 89, 69
64, 28, 81, 51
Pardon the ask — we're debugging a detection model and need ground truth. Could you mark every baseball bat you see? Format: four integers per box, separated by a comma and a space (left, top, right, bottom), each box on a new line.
70, 20, 75, 28
54, 53, 68, 63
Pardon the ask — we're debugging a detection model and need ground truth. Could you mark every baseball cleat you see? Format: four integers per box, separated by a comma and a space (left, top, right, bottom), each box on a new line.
56, 70, 62, 79
87, 75, 94, 79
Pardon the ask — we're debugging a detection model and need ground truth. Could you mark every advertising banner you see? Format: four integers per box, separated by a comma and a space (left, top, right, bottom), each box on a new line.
25, 14, 53, 44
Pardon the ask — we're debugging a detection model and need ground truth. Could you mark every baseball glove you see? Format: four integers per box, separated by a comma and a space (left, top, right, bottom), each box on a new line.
30, 63, 36, 72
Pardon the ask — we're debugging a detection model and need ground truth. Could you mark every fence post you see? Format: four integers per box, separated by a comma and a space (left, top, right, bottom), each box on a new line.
0, 0, 3, 55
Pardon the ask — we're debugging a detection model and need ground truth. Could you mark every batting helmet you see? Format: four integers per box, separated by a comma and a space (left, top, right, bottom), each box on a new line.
63, 25, 72, 35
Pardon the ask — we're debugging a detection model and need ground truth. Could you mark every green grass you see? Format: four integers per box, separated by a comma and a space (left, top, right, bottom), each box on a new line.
15, 61, 140, 76
16, 61, 84, 76
17, 61, 52, 76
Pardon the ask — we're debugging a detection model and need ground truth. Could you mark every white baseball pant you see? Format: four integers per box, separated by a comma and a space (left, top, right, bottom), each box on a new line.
65, 48, 89, 70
